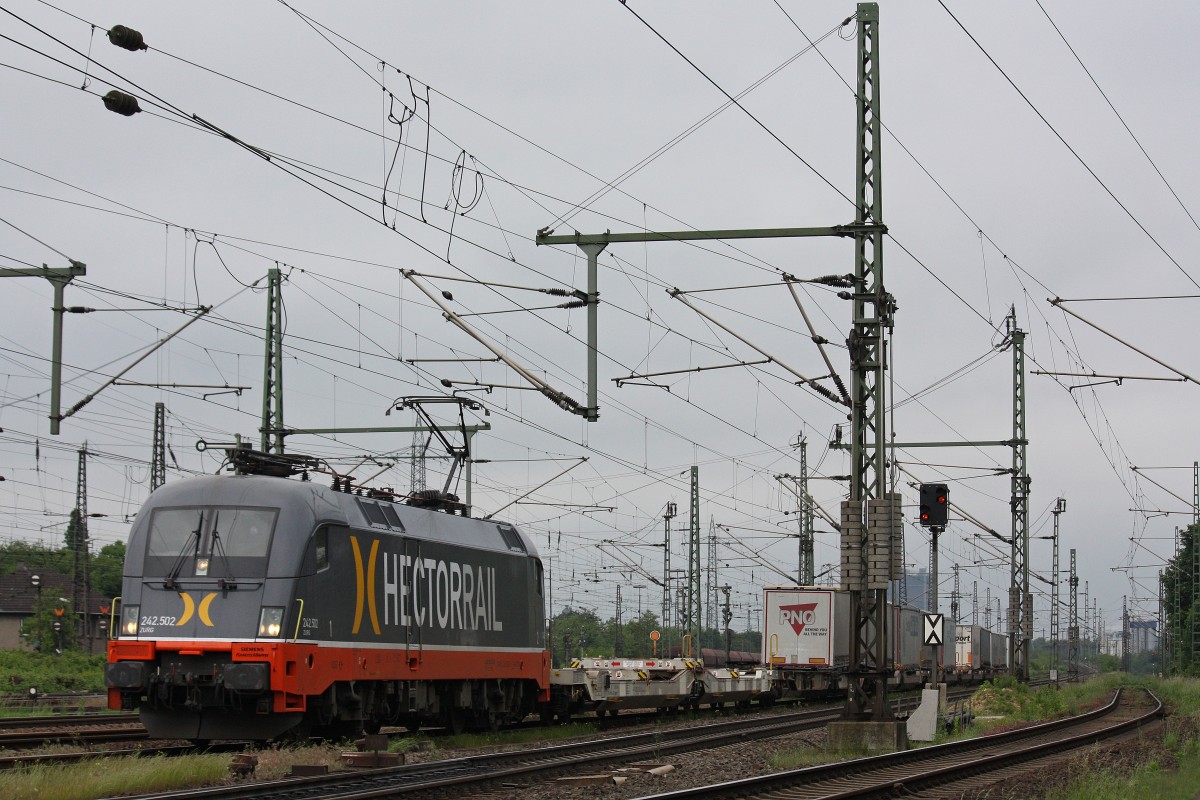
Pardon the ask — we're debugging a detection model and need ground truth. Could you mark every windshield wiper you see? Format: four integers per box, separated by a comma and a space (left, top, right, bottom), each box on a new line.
210, 512, 237, 590
163, 511, 203, 590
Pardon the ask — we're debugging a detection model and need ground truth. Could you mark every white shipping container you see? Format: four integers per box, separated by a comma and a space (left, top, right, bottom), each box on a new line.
955, 624, 1007, 670
893, 606, 924, 668
954, 623, 978, 670
762, 587, 849, 668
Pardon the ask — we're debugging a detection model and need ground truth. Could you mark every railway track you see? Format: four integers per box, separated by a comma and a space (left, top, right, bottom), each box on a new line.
0, 725, 151, 748
111, 705, 847, 800
632, 686, 1162, 800
0, 711, 139, 729
0, 741, 247, 770
106, 689, 977, 799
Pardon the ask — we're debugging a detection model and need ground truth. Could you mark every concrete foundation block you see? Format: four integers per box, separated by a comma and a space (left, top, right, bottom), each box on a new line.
827, 720, 908, 753
906, 688, 941, 742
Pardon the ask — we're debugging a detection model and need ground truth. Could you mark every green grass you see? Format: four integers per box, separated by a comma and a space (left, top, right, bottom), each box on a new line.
0, 754, 230, 800
770, 744, 865, 769
0, 650, 105, 696
430, 720, 601, 750
974, 673, 1200, 799
1046, 738, 1200, 800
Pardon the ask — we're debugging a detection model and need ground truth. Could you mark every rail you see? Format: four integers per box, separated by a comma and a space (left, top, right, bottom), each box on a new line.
632, 686, 1161, 799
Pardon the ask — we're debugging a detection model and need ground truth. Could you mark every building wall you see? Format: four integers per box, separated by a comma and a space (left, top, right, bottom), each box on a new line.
0, 615, 27, 650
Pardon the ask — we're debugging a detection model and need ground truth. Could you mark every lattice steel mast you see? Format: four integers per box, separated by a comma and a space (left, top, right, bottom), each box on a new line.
71, 445, 90, 651
1051, 497, 1065, 680
1194, 520, 1200, 666
1121, 595, 1130, 672
150, 402, 166, 492
686, 466, 701, 654
705, 517, 718, 647
972, 580, 979, 626
951, 564, 960, 624
841, 2, 898, 721
799, 439, 815, 585
663, 502, 676, 633
1005, 309, 1032, 681
260, 266, 285, 454
1068, 548, 1079, 681
410, 427, 428, 494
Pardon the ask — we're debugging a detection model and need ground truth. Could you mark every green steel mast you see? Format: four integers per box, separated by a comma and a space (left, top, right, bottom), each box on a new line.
1006, 309, 1031, 680
842, 1, 895, 720
687, 466, 701, 654
260, 267, 285, 454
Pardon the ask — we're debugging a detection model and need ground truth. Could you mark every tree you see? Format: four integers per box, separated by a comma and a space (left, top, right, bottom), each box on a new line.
63, 509, 84, 552
24, 594, 77, 654
550, 607, 607, 665
623, 611, 661, 658
0, 540, 71, 577
90, 541, 126, 599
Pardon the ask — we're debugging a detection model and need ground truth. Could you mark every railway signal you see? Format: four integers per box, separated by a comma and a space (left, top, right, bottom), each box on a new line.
919, 484, 949, 527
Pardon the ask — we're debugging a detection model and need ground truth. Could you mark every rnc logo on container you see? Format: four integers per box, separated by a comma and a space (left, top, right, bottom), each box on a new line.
779, 602, 819, 635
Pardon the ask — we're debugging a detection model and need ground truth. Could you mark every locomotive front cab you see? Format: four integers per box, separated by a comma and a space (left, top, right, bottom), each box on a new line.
106, 476, 318, 741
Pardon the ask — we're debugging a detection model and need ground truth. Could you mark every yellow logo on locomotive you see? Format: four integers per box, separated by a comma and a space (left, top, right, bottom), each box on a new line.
349, 535, 381, 635
176, 592, 218, 627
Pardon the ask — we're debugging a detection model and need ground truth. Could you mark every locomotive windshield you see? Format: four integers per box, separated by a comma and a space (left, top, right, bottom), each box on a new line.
145, 506, 278, 578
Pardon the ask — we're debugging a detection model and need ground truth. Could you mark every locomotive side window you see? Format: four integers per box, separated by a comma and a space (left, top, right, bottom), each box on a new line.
300, 526, 336, 575
314, 528, 328, 570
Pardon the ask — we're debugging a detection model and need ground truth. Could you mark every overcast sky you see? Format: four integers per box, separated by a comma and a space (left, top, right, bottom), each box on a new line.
2, 0, 1198, 639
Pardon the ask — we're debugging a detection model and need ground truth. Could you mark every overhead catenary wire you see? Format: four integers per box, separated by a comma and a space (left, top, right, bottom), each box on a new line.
935, 0, 1200, 292
1033, 0, 1200, 237
4, 0, 1142, 618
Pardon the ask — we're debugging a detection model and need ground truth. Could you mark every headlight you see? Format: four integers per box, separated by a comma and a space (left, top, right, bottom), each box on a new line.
195, 557, 210, 576
121, 605, 140, 637
258, 607, 284, 638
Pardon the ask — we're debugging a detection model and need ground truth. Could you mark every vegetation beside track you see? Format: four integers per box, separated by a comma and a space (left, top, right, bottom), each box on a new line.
959, 673, 1111, 729
766, 676, 1119, 770
0, 707, 730, 798
1042, 674, 1200, 800
0, 754, 229, 800
405, 719, 601, 752
0, 650, 105, 703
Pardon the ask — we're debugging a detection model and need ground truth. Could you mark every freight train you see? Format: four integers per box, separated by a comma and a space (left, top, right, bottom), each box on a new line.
762, 586, 1008, 700
105, 448, 1006, 742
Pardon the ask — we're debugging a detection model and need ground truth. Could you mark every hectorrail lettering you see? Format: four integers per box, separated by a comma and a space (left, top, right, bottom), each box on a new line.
381, 551, 503, 633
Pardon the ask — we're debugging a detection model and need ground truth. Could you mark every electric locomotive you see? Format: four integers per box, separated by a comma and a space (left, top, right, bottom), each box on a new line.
105, 449, 549, 742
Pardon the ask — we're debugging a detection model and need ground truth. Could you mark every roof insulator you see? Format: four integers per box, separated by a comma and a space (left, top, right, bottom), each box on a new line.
107, 25, 147, 52
102, 90, 141, 116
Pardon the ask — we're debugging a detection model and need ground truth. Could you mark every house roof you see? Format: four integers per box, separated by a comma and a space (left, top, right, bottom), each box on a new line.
0, 566, 113, 615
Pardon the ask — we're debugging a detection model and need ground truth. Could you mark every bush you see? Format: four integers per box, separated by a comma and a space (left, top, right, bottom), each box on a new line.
0, 649, 105, 695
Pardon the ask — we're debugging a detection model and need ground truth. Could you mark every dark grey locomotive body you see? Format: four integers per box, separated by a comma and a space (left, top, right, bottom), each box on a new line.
106, 474, 549, 741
